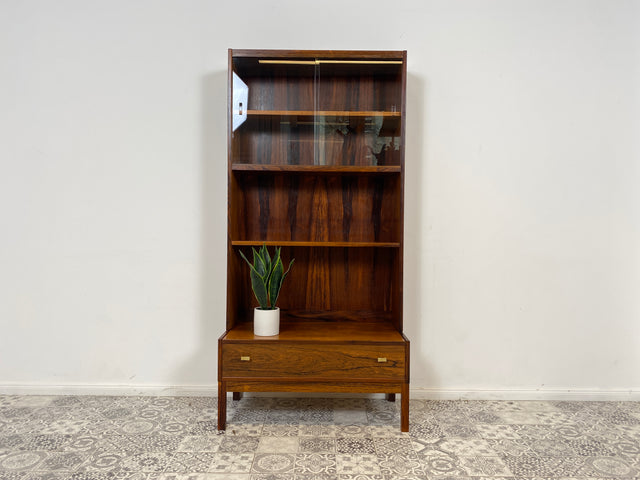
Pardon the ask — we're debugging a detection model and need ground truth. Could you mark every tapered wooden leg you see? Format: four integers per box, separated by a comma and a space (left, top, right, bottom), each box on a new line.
386, 393, 396, 402
217, 382, 227, 431
233, 392, 243, 401
401, 383, 409, 432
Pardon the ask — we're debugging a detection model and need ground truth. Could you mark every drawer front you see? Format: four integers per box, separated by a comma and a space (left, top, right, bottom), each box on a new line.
222, 343, 405, 380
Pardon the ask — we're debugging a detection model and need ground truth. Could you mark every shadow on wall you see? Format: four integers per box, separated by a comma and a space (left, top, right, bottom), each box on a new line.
171, 71, 228, 392
404, 72, 439, 392
171, 69, 438, 397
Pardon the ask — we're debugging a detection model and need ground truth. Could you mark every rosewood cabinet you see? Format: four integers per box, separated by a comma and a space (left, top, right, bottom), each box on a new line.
218, 49, 409, 431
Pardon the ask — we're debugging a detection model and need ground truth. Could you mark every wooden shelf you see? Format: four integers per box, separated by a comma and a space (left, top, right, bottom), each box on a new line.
223, 319, 405, 343
231, 241, 400, 248
231, 164, 401, 173
247, 109, 401, 117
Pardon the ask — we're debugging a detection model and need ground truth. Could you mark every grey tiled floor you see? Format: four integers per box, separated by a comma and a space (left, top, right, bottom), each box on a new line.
0, 395, 639, 479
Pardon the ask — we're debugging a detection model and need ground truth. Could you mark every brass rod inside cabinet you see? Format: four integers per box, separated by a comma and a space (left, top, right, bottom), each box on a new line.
317, 60, 403, 64
259, 60, 403, 65
258, 60, 317, 65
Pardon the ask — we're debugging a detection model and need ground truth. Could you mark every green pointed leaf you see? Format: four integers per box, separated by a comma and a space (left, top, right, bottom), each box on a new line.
267, 247, 281, 287
239, 249, 262, 278
280, 258, 294, 286
238, 249, 251, 267
261, 244, 271, 277
252, 247, 266, 278
268, 256, 284, 308
250, 267, 269, 309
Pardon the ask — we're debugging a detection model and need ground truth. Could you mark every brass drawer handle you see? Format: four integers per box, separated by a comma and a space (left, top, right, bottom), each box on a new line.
377, 357, 387, 363
240, 356, 251, 361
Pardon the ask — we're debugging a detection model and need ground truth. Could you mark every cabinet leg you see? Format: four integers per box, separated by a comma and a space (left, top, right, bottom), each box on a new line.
401, 383, 409, 432
233, 392, 243, 401
386, 393, 396, 402
217, 382, 227, 431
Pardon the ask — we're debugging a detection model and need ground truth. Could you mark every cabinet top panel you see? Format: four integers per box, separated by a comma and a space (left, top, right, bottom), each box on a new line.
230, 49, 406, 60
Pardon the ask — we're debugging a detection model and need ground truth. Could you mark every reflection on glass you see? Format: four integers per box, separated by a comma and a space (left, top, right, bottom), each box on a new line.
315, 115, 401, 166
232, 72, 248, 132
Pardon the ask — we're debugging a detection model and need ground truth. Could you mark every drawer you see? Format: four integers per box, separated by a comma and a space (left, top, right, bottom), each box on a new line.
221, 343, 406, 380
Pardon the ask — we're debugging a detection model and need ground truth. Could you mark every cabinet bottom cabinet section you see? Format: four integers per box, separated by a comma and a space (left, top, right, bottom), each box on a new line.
217, 321, 410, 432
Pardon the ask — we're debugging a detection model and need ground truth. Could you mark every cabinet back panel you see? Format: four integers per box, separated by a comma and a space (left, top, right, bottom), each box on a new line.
317, 68, 403, 112
232, 117, 316, 166
241, 73, 315, 111
230, 246, 399, 322
232, 117, 401, 167
231, 173, 401, 243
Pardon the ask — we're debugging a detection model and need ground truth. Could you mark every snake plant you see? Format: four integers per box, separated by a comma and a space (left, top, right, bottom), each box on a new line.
239, 244, 294, 310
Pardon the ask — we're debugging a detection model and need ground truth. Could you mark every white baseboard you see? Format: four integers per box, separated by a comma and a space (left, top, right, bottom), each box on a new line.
409, 387, 640, 402
0, 384, 217, 397
1, 384, 638, 401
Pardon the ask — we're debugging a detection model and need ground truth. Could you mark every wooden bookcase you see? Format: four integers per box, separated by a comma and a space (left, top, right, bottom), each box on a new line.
218, 49, 409, 431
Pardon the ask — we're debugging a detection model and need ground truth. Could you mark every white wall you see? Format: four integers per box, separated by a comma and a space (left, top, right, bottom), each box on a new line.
1, 0, 638, 398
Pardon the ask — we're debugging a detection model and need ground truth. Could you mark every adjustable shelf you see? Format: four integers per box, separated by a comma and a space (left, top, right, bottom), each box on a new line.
231, 241, 400, 248
231, 164, 401, 173
247, 110, 401, 117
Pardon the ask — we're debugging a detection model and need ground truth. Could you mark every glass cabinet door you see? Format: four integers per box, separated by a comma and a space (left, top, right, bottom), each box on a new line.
230, 55, 404, 167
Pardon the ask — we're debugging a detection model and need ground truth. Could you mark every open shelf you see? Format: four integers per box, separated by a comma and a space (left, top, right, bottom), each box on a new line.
231, 164, 401, 173
231, 240, 400, 248
223, 319, 406, 343
247, 110, 401, 117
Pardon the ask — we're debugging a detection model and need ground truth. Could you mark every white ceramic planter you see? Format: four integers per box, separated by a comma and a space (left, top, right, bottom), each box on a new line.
254, 307, 280, 336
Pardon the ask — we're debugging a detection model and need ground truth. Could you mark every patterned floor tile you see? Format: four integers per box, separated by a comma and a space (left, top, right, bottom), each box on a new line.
496, 411, 570, 425
164, 452, 215, 473
410, 438, 441, 456
438, 438, 499, 456
0, 452, 48, 472
208, 452, 253, 473
466, 411, 503, 424
1, 395, 639, 480
335, 454, 381, 475
293, 453, 336, 474
527, 437, 577, 457
500, 454, 564, 477
418, 450, 467, 477
77, 451, 125, 472
376, 454, 425, 476
299, 437, 336, 453
334, 426, 369, 438
251, 453, 295, 474
486, 438, 538, 457
372, 437, 414, 456
474, 424, 521, 440
230, 409, 267, 424
578, 455, 639, 477
333, 410, 368, 426
457, 455, 512, 476
407, 421, 444, 439
440, 423, 479, 438
38, 452, 86, 472
336, 438, 375, 454
176, 436, 222, 453
300, 410, 333, 424
365, 425, 407, 439
261, 424, 299, 437
219, 436, 259, 453
249, 474, 293, 480
256, 437, 299, 453
298, 425, 337, 437
225, 423, 263, 436
120, 452, 173, 473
